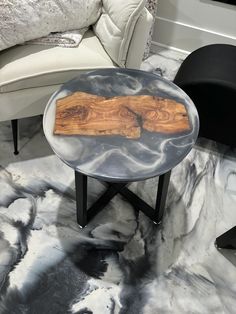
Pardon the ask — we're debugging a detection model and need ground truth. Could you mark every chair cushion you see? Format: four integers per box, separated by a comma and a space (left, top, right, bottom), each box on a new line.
0, 30, 115, 93
93, 0, 146, 67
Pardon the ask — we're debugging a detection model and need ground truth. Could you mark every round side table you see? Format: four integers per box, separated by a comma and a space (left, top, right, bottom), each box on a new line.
43, 69, 199, 227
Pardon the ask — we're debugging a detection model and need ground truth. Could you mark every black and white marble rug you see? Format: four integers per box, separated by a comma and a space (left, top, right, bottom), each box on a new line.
0, 49, 236, 314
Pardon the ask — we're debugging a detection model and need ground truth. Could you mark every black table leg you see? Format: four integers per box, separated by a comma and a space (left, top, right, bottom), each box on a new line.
118, 186, 157, 220
75, 171, 127, 227
154, 171, 171, 223
75, 171, 87, 227
87, 182, 126, 222
102, 171, 171, 225
75, 170, 171, 227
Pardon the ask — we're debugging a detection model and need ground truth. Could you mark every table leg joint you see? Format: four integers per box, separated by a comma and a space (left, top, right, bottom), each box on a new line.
75, 171, 171, 227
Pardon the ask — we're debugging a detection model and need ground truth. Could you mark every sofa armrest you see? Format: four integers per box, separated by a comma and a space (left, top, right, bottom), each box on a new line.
126, 8, 153, 69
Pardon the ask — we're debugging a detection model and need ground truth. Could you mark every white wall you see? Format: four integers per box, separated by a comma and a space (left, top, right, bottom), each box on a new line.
152, 0, 236, 53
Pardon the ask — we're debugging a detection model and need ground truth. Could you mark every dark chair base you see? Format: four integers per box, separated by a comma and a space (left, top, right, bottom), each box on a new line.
215, 226, 236, 250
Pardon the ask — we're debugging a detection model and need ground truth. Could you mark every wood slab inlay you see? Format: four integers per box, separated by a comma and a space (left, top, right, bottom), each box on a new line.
54, 92, 190, 138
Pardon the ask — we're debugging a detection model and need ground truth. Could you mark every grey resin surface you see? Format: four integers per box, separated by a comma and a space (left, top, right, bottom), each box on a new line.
43, 69, 199, 181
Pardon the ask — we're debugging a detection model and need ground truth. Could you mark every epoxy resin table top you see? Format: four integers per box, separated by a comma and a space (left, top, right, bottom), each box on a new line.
43, 69, 199, 182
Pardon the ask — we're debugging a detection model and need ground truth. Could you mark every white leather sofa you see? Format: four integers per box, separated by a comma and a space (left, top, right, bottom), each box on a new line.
0, 0, 153, 154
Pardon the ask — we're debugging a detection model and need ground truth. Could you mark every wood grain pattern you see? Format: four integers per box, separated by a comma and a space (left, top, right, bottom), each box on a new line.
54, 92, 190, 138
54, 92, 140, 138
111, 95, 190, 133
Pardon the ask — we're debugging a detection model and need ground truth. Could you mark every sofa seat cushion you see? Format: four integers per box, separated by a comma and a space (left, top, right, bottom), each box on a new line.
0, 30, 115, 93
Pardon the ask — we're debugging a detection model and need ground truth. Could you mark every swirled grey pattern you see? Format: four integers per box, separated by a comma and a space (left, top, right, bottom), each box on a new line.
43, 69, 199, 181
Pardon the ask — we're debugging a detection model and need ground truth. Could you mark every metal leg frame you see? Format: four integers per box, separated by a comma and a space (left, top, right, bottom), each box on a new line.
75, 170, 171, 228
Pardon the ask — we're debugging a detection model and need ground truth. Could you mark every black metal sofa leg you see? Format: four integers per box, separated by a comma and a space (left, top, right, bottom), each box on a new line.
11, 119, 19, 155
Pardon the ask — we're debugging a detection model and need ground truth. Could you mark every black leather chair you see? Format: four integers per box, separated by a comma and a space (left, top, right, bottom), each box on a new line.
174, 44, 236, 147
174, 44, 236, 250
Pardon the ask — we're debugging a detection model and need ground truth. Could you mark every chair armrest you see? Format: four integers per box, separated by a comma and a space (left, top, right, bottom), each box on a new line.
93, 0, 148, 68
126, 8, 153, 69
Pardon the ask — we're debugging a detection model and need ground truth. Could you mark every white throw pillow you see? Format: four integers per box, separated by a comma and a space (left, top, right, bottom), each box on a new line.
0, 0, 102, 51
93, 0, 146, 67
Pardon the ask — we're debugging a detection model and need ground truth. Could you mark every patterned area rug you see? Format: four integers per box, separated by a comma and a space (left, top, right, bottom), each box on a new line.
0, 50, 236, 313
